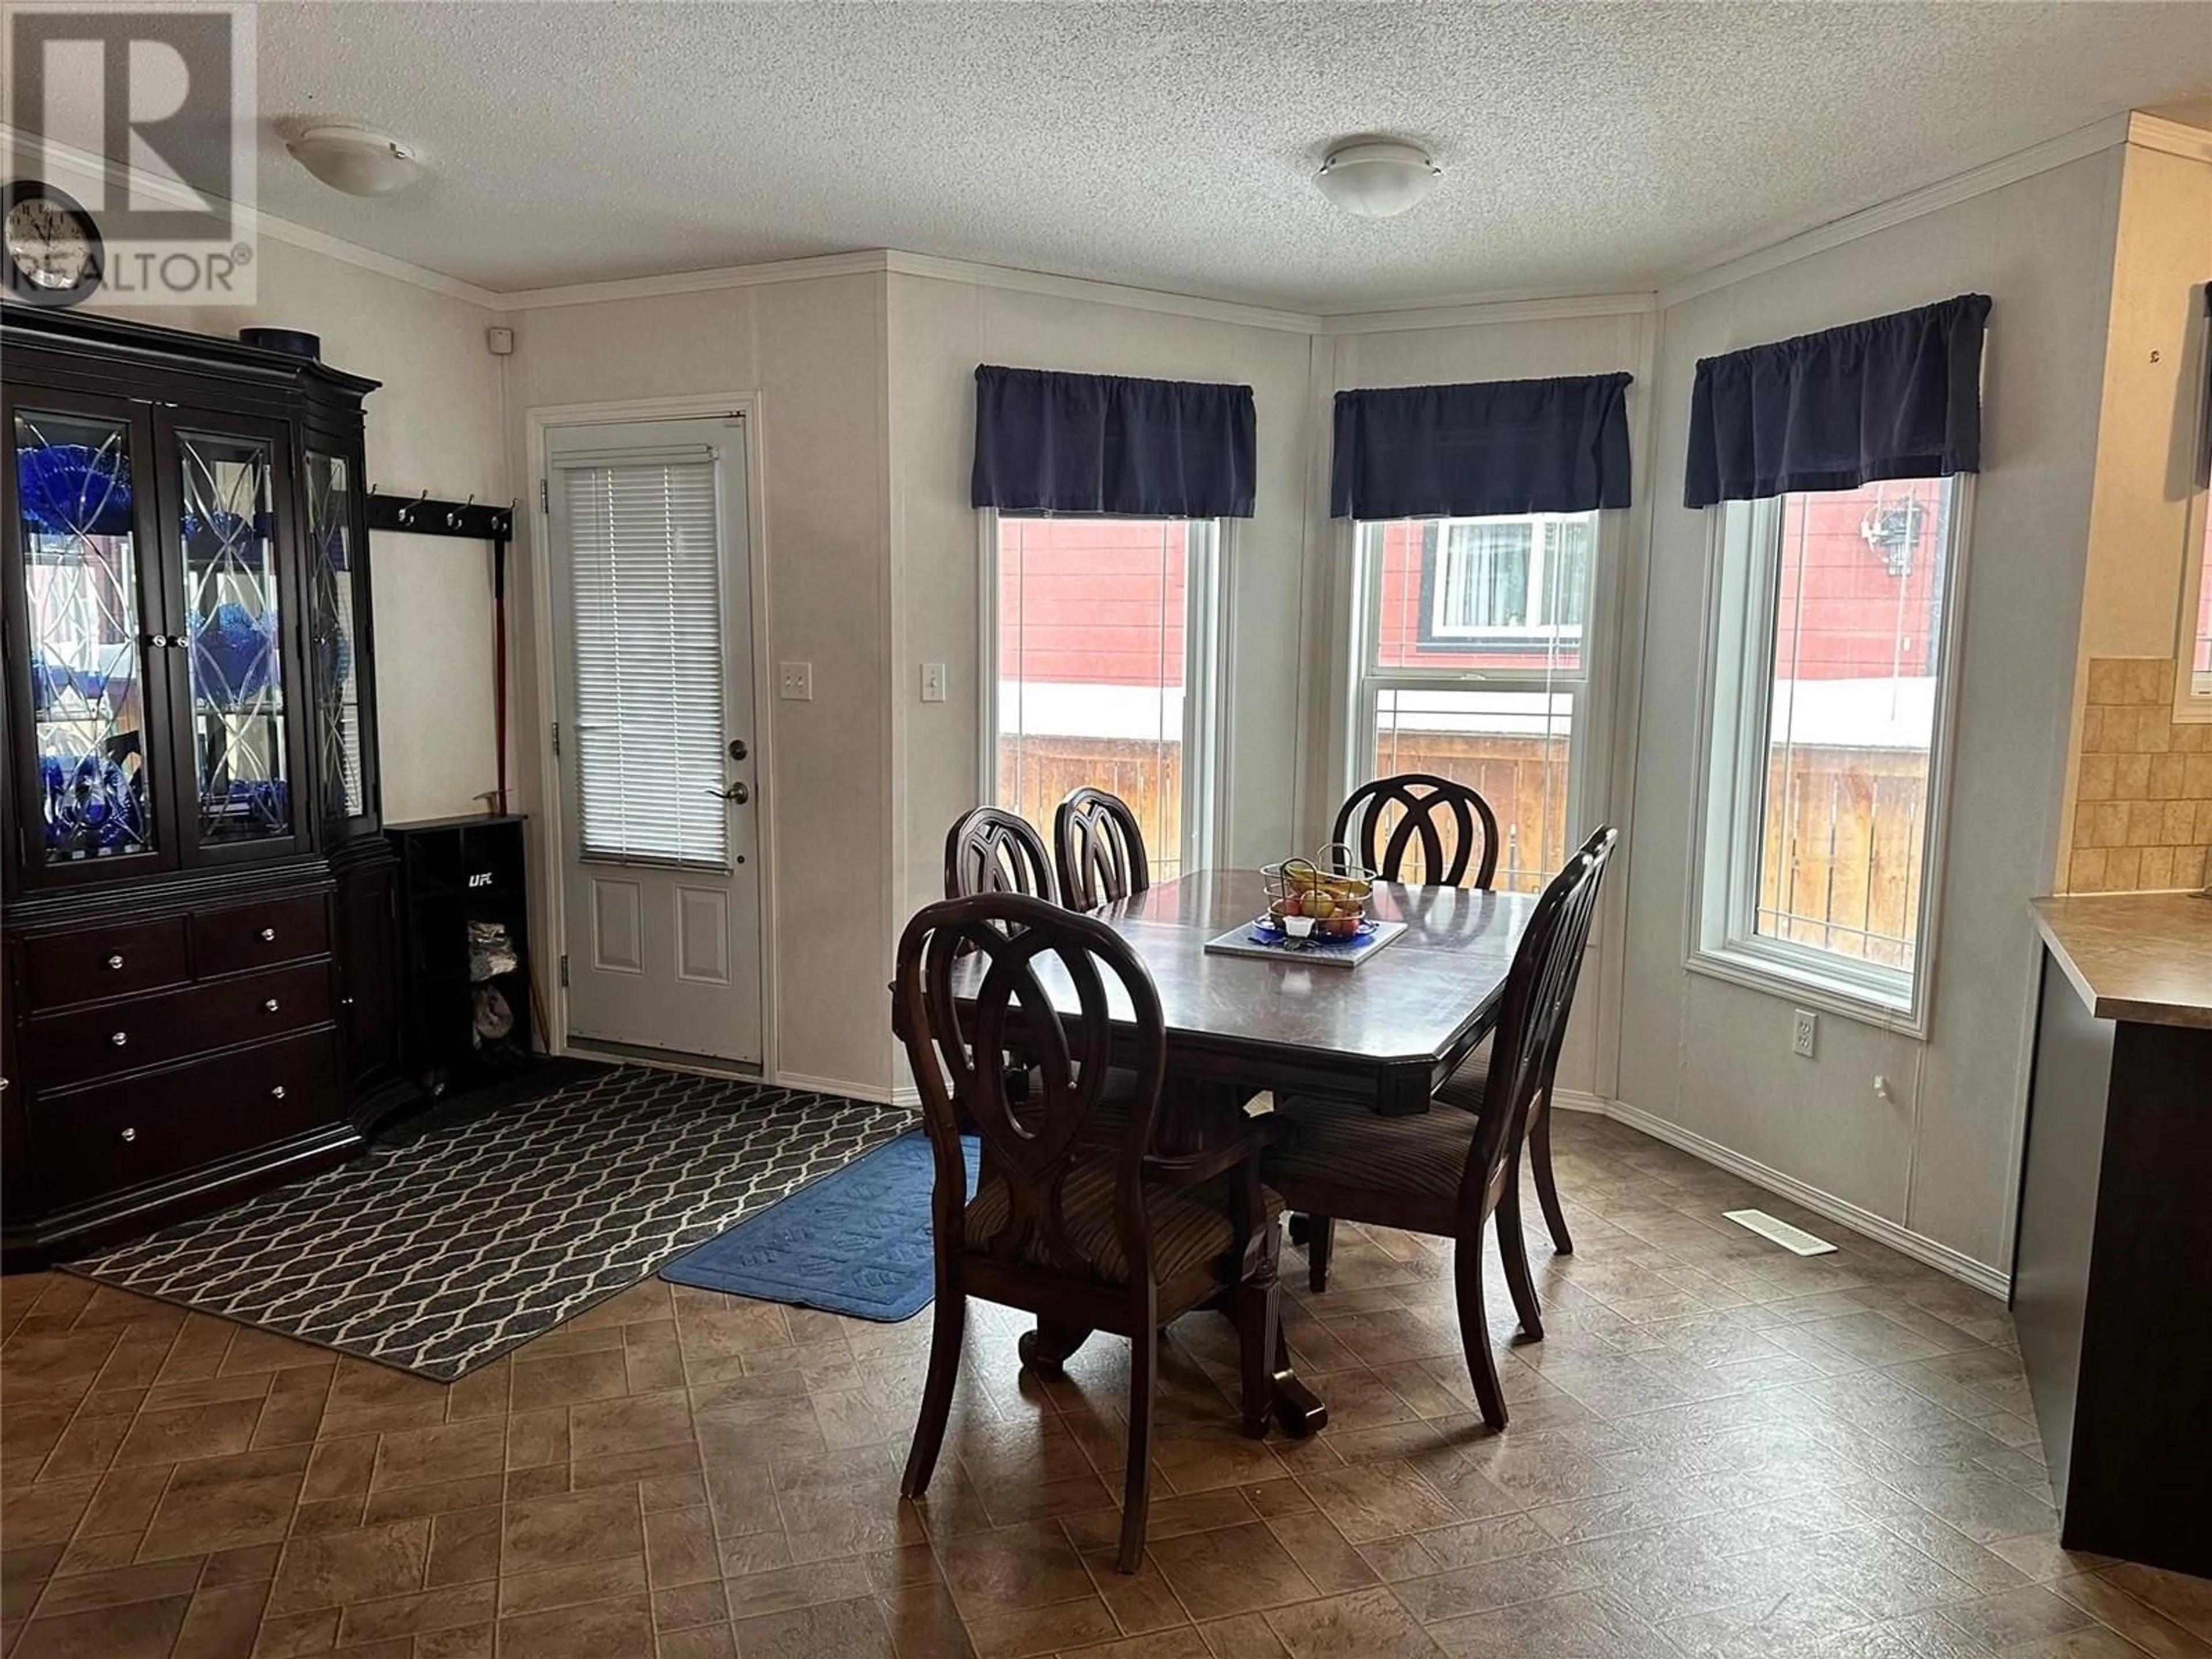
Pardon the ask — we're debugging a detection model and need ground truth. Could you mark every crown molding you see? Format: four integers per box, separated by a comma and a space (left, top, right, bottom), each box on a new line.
2, 123, 504, 310
497, 249, 893, 310
1656, 111, 2135, 309
1320, 290, 1656, 335
2127, 111, 2212, 164
880, 250, 1320, 333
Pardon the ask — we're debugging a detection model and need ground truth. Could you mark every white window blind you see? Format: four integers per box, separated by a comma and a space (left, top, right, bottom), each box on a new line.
563, 456, 726, 868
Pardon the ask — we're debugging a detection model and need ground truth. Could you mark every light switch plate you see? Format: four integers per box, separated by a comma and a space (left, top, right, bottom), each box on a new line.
778, 662, 813, 702
920, 662, 947, 703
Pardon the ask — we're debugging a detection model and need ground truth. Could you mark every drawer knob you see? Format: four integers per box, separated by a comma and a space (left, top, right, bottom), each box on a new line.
105, 954, 124, 971
119, 1126, 137, 1143
262, 998, 281, 1014
259, 927, 276, 942
110, 1031, 128, 1047
269, 1085, 286, 1101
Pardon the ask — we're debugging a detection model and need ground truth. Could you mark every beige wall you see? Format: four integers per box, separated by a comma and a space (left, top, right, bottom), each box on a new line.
2056, 139, 2212, 892
88, 237, 510, 825
1617, 150, 2125, 1279
498, 274, 895, 1098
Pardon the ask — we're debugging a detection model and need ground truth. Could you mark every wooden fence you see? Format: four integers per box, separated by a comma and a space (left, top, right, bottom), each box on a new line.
998, 732, 1928, 955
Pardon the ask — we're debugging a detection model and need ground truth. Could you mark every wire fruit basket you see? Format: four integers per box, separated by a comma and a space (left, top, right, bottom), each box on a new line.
1259, 846, 1377, 939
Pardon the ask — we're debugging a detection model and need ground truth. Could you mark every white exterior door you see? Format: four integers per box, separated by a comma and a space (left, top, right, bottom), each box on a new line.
547, 416, 762, 1065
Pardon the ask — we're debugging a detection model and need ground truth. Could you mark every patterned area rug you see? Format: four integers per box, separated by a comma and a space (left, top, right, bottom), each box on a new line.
67, 1067, 911, 1381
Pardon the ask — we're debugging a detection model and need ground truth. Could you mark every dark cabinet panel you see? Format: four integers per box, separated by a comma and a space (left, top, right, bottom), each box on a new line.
32, 1029, 339, 1210
334, 853, 399, 1098
22, 915, 190, 1010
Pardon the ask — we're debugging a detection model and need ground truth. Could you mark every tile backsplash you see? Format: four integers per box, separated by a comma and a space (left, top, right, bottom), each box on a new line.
2068, 656, 2212, 893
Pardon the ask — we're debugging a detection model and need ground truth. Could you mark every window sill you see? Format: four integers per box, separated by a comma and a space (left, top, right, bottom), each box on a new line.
1683, 947, 1930, 1040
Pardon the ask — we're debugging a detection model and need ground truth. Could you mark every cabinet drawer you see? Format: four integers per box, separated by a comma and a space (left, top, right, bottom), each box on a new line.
31, 1031, 339, 1210
21, 917, 191, 1011
192, 893, 331, 979
24, 960, 334, 1091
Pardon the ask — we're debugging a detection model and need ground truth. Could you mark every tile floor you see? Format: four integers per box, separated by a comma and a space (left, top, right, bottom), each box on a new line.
4, 1113, 2209, 1659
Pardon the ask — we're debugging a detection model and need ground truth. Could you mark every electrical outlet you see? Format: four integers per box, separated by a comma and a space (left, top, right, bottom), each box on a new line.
919, 662, 947, 703
778, 662, 813, 702
1791, 1009, 1819, 1059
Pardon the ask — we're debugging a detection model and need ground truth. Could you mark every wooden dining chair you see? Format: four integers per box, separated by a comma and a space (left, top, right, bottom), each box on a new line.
945, 805, 1056, 903
1260, 827, 1615, 1429
1331, 772, 1502, 889
1055, 787, 1150, 911
1430, 824, 1619, 1262
894, 892, 1282, 1572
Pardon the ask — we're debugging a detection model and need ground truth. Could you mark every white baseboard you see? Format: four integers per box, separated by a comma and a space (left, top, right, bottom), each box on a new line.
774, 1070, 921, 1113
1551, 1088, 1612, 1116
1601, 1098, 2011, 1301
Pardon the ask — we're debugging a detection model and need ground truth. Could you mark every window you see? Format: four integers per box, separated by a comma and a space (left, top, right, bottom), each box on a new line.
2181, 290, 2212, 711
1430, 516, 1592, 643
1352, 512, 1596, 891
1693, 477, 1971, 1025
562, 455, 727, 868
991, 515, 1219, 881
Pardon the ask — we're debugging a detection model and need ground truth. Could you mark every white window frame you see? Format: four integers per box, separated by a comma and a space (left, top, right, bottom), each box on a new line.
978, 510, 1225, 876
1345, 511, 1603, 891
2173, 289, 2212, 720
1687, 479, 1976, 1036
1429, 514, 1590, 646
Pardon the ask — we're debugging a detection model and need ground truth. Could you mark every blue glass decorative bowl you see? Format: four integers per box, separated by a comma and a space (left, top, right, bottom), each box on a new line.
17, 444, 134, 539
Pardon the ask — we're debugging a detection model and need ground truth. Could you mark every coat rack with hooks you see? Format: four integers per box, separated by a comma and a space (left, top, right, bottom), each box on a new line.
365, 490, 520, 816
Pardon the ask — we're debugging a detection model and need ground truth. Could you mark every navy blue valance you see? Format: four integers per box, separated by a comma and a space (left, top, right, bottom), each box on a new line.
970, 365, 1256, 518
1330, 373, 1633, 521
1685, 293, 1991, 508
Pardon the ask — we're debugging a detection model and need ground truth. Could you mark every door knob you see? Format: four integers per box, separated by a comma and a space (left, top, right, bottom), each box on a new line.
119, 1127, 137, 1143
705, 782, 750, 805
259, 927, 276, 942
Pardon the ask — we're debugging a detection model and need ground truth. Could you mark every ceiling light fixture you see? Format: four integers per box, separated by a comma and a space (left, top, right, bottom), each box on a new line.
1315, 140, 1441, 219
285, 126, 425, 197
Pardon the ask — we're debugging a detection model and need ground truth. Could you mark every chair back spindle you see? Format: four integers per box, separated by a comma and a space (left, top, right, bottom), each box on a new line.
1055, 787, 1150, 911
1332, 774, 1502, 888
945, 806, 1057, 905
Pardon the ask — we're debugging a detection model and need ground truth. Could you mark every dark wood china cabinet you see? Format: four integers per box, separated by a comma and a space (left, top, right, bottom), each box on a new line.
1, 305, 400, 1267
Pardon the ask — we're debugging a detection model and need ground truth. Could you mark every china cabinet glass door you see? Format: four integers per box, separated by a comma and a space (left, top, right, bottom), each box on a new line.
8, 402, 170, 874
164, 416, 302, 857
305, 446, 371, 827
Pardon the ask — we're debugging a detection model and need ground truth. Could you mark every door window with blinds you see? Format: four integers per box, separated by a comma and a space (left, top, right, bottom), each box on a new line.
558, 448, 728, 868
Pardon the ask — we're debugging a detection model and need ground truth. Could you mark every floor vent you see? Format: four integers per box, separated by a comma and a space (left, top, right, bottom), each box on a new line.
1724, 1208, 1837, 1256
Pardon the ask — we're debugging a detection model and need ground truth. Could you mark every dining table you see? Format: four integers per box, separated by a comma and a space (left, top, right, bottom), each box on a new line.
948, 866, 1540, 1434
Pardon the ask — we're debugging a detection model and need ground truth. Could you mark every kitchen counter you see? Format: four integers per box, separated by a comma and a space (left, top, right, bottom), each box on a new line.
2032, 892, 2212, 1028
2012, 893, 2212, 1577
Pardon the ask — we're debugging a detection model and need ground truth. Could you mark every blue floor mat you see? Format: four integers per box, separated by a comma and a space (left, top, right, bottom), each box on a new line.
658, 1132, 978, 1321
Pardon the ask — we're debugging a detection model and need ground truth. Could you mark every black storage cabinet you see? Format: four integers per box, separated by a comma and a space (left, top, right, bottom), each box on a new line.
387, 814, 535, 1097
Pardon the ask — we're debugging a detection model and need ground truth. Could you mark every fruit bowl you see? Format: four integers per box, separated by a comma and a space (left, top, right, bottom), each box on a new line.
1261, 849, 1376, 939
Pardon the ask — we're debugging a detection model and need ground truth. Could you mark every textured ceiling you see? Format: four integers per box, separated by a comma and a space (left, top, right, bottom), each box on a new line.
242, 2, 2212, 306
